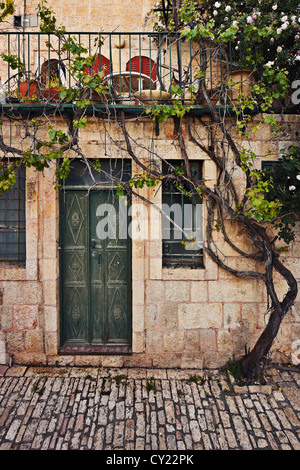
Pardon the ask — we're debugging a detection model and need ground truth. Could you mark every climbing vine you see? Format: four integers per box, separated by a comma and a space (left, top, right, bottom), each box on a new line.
0, 0, 299, 381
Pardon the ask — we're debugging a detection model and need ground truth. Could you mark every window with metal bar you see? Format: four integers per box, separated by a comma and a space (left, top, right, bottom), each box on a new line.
261, 160, 281, 172
162, 160, 203, 268
0, 163, 26, 262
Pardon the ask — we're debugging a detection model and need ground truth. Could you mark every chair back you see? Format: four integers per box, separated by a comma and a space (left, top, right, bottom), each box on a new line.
126, 56, 156, 82
84, 54, 111, 77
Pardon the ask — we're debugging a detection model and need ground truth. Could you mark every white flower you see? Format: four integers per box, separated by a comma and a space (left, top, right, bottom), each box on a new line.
247, 16, 253, 23
277, 28, 282, 35
281, 15, 288, 22
289, 185, 296, 191
291, 16, 296, 21
296, 175, 300, 180
213, 9, 218, 16
232, 20, 237, 26
225, 5, 231, 12
277, 46, 282, 52
282, 22, 289, 30
272, 4, 278, 10
266, 61, 274, 67
214, 1, 221, 7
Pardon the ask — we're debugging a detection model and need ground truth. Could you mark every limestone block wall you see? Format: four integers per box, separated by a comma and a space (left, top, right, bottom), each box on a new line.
0, 159, 59, 366
139, 114, 300, 369
0, 0, 299, 368
9, 0, 156, 32
0, 112, 299, 369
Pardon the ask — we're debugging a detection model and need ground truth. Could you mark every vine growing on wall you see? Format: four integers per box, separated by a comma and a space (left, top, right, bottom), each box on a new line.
0, 0, 299, 382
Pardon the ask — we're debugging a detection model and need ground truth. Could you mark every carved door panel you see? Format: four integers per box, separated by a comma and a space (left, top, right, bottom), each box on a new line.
60, 189, 131, 352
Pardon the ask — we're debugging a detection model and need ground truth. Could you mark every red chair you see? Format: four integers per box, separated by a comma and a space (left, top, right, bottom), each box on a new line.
84, 54, 111, 77
126, 56, 156, 83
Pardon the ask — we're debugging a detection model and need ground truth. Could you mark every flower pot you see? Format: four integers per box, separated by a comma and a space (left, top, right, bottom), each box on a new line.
90, 90, 111, 104
41, 87, 61, 103
134, 90, 170, 104
182, 91, 196, 105
80, 88, 111, 104
18, 80, 38, 102
171, 91, 196, 105
198, 91, 219, 106
118, 92, 137, 105
226, 69, 255, 102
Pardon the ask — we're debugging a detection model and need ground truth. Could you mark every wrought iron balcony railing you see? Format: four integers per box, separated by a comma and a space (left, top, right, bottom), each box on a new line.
0, 31, 256, 110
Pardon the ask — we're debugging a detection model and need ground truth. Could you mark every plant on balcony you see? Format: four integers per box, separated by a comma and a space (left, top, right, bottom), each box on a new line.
147, 0, 300, 110
19, 79, 38, 102
203, 0, 300, 109
5, 74, 39, 103
39, 70, 67, 103
16, 78, 38, 103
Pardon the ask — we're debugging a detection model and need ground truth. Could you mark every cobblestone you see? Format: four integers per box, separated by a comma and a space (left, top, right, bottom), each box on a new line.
0, 365, 299, 451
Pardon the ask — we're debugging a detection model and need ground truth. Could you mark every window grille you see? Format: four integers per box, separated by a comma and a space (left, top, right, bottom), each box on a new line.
261, 160, 281, 172
0, 163, 26, 262
162, 160, 203, 268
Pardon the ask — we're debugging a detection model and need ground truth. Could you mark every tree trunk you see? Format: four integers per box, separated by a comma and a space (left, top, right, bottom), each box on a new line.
241, 307, 282, 381
241, 257, 298, 382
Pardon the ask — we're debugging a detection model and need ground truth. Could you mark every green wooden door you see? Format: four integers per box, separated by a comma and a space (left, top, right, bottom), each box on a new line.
60, 189, 131, 353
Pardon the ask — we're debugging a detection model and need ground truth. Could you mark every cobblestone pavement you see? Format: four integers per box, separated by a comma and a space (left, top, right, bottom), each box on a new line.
0, 364, 299, 452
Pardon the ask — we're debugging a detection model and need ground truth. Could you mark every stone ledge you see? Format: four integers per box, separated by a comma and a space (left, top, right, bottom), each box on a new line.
232, 384, 273, 395
0, 365, 8, 376
228, 373, 274, 395
4, 365, 27, 377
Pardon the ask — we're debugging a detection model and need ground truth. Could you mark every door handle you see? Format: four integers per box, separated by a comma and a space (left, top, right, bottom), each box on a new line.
91, 250, 102, 265
91, 240, 101, 265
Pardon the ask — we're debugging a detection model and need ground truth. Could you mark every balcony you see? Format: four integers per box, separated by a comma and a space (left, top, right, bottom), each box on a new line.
0, 31, 259, 117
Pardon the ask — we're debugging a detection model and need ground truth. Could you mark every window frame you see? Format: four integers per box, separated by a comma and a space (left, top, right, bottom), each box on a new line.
161, 160, 204, 269
0, 161, 26, 263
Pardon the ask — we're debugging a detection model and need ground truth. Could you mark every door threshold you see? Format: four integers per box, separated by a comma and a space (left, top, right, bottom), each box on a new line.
59, 344, 132, 355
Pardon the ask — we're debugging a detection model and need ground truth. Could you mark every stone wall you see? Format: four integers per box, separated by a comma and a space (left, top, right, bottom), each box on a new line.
10, 0, 155, 32
0, 111, 299, 369
0, 0, 299, 369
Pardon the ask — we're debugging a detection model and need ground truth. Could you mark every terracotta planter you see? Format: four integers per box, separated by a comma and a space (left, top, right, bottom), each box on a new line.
79, 88, 111, 104
118, 92, 137, 105
90, 90, 111, 104
226, 69, 255, 102
18, 80, 38, 101
171, 91, 196, 105
182, 91, 196, 105
134, 90, 170, 104
41, 87, 61, 103
197, 88, 220, 105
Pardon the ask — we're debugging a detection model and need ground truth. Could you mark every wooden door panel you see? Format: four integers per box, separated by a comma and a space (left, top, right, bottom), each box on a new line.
61, 191, 89, 345
61, 188, 131, 350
